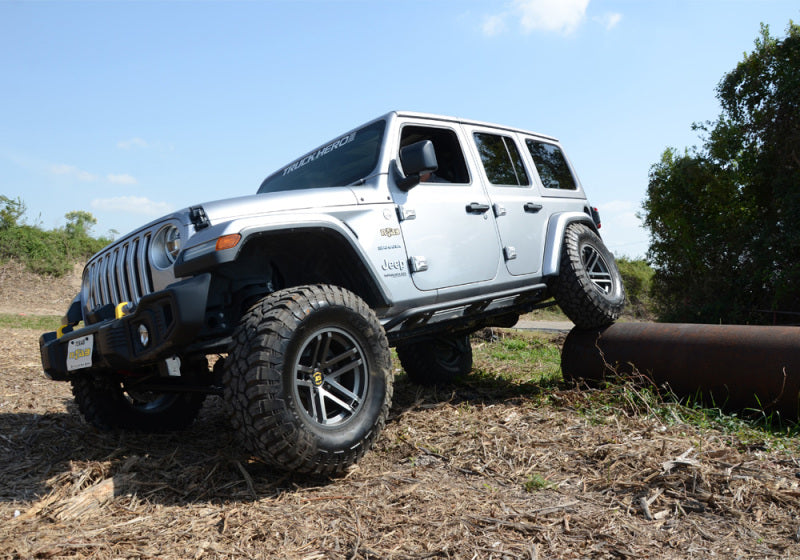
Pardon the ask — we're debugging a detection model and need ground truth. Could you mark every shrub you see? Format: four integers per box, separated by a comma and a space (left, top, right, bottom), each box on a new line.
617, 257, 654, 320
0, 197, 110, 276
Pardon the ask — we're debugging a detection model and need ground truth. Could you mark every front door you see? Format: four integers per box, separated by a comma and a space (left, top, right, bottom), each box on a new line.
391, 122, 501, 291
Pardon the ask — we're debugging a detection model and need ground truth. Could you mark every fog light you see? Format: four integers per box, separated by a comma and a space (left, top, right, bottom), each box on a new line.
138, 324, 150, 347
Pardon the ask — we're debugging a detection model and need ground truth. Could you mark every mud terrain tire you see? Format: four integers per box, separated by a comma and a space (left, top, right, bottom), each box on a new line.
71, 369, 206, 432
549, 223, 625, 329
396, 334, 473, 386
224, 285, 393, 476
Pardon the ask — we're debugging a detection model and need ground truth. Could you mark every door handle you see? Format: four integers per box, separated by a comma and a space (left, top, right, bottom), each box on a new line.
524, 202, 543, 213
466, 202, 491, 213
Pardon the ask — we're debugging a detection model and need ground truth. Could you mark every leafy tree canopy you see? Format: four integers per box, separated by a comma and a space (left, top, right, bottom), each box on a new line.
643, 22, 800, 324
64, 210, 98, 237
0, 195, 26, 230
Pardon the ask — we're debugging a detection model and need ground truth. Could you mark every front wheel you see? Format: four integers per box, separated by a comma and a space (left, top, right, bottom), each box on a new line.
224, 285, 393, 476
71, 363, 207, 432
549, 223, 626, 329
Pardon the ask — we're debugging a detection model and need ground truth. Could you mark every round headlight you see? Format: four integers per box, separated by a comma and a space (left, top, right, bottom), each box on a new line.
164, 225, 181, 262
151, 224, 182, 269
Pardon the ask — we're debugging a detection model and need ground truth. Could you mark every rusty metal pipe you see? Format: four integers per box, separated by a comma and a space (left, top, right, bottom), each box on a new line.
561, 323, 800, 418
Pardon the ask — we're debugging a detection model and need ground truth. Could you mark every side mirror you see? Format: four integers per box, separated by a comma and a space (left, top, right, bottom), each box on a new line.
395, 140, 438, 191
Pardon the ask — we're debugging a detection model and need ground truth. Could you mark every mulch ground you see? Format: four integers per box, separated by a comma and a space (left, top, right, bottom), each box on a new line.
3, 324, 800, 559
2, 262, 800, 558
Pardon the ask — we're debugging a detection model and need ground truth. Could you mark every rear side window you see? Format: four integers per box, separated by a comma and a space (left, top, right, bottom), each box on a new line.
473, 133, 530, 187
258, 120, 386, 193
525, 140, 578, 190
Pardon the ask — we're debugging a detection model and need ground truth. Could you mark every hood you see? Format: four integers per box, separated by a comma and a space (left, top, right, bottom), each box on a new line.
195, 187, 359, 225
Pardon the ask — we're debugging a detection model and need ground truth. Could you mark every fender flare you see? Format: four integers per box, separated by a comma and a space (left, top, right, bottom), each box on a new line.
542, 212, 600, 277
175, 215, 392, 307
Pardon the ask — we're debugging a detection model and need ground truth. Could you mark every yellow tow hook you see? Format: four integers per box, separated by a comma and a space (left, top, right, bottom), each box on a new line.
115, 301, 132, 319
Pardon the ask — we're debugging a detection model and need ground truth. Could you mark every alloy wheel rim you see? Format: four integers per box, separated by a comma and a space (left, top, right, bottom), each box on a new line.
432, 337, 466, 369
124, 387, 180, 413
293, 327, 368, 427
581, 244, 614, 295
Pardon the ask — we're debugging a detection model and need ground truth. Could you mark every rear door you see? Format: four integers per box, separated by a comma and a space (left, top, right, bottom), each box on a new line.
464, 125, 547, 276
390, 120, 501, 291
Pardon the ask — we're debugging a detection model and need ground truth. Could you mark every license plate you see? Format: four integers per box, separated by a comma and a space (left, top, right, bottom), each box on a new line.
67, 335, 93, 371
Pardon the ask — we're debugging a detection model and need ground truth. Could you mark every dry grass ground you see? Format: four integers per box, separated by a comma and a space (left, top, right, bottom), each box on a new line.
2, 262, 800, 559
0, 261, 81, 316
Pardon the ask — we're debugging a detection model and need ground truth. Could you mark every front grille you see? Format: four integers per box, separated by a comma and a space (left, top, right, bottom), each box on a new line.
85, 232, 154, 311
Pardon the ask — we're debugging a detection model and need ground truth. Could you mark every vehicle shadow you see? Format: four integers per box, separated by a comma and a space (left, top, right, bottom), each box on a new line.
1, 397, 281, 509
1, 368, 559, 510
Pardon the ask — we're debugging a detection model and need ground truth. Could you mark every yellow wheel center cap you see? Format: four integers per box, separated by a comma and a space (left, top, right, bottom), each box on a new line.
312, 371, 324, 387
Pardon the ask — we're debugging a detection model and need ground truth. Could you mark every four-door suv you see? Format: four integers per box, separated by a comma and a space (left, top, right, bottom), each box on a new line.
40, 111, 625, 476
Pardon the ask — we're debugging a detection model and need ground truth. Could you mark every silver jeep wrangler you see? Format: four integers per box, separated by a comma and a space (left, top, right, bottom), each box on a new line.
40, 111, 625, 475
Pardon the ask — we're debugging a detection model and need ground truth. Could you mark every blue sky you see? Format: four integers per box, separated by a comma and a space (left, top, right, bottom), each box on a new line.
1, 0, 798, 258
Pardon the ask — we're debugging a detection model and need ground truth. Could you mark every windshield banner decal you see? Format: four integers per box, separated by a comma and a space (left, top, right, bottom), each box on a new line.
282, 132, 357, 177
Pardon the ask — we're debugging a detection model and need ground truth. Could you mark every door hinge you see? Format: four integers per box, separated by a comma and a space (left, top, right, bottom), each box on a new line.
189, 206, 210, 229
493, 203, 507, 217
504, 246, 517, 261
409, 256, 428, 273
396, 205, 416, 221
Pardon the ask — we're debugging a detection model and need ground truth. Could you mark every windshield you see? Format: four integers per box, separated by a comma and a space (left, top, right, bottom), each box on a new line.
258, 119, 386, 194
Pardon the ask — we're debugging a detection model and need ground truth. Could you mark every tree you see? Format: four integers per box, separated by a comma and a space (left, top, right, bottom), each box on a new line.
642, 22, 800, 324
0, 195, 26, 230
64, 210, 97, 237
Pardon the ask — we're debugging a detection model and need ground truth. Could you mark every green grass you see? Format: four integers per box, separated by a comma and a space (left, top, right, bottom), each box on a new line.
485, 336, 561, 372
523, 473, 555, 492
466, 329, 800, 452
570, 371, 800, 450
471, 330, 562, 387
0, 313, 62, 331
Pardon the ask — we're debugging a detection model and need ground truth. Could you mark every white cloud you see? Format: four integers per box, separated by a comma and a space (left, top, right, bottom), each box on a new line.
482, 13, 507, 37
117, 137, 149, 149
91, 196, 173, 216
514, 0, 589, 35
106, 173, 138, 185
593, 12, 622, 31
49, 164, 98, 182
49, 164, 139, 185
482, 1, 621, 37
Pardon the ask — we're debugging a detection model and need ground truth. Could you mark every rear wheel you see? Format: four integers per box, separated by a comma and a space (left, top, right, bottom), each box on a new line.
224, 285, 392, 476
396, 334, 473, 386
549, 223, 625, 329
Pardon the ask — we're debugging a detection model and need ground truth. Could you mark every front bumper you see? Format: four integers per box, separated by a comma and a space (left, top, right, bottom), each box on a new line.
40, 274, 211, 381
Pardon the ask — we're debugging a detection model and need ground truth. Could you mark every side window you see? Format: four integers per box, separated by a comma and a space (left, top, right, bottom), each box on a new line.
473, 133, 530, 187
525, 140, 578, 190
400, 126, 470, 183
